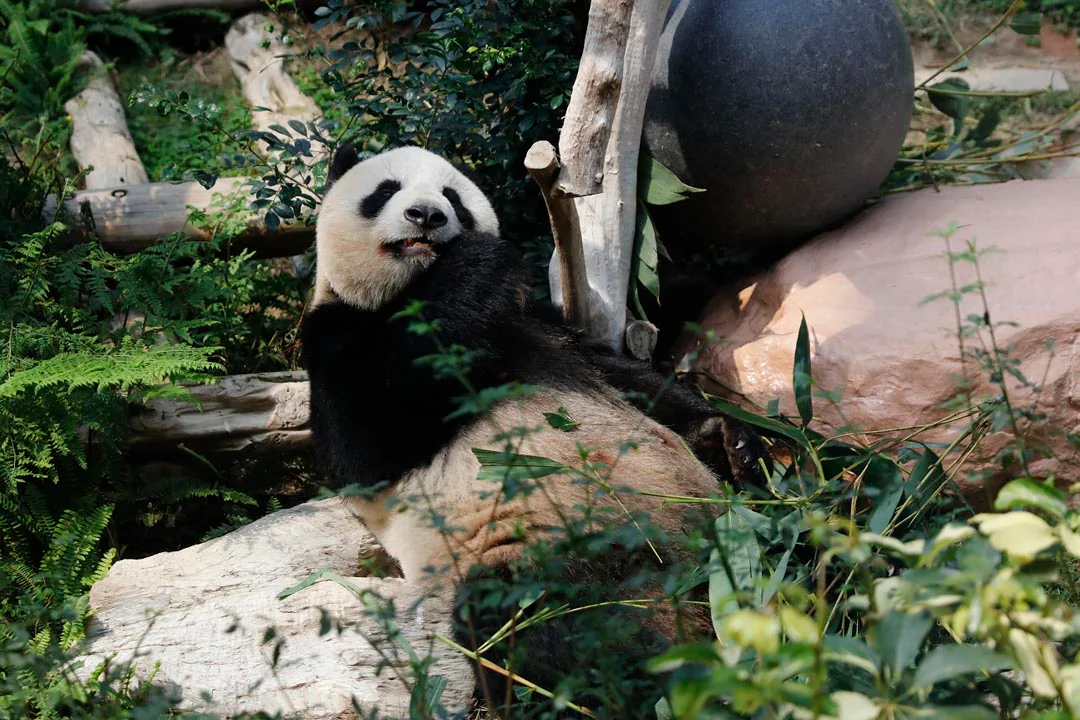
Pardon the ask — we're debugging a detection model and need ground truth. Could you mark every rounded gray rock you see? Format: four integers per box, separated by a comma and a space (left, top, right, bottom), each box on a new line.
642, 0, 914, 260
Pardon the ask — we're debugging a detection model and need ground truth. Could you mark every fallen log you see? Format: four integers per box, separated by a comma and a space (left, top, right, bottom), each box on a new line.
44, 177, 315, 257
226, 13, 329, 168
64, 51, 149, 189
128, 371, 311, 454
79, 0, 263, 13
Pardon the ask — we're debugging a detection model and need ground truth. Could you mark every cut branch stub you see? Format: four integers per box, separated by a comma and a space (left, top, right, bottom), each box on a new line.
64, 51, 148, 189
553, 0, 634, 199
525, 141, 589, 328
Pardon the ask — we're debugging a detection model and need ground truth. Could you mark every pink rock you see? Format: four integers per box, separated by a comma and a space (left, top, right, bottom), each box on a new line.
684, 178, 1080, 507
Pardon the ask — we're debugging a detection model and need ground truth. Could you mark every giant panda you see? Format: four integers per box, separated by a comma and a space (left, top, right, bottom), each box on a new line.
300, 144, 766, 719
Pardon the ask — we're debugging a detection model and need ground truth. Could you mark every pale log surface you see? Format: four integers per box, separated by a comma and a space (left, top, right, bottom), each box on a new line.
551, 0, 673, 350
226, 13, 329, 166
80, 0, 262, 13
129, 371, 311, 453
64, 52, 148, 189
75, 498, 475, 718
554, 0, 633, 199
43, 177, 314, 256
525, 141, 589, 328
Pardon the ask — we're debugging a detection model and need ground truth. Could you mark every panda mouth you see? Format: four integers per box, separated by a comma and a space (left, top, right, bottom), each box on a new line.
388, 237, 437, 258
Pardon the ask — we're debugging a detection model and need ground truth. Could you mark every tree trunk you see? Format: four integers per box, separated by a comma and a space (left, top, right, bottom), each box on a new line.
545, 0, 672, 352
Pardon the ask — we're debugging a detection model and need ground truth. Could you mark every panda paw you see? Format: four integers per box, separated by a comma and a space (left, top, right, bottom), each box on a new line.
686, 415, 769, 487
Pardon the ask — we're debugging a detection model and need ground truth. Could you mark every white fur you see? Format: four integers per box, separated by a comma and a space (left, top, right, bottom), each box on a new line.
316, 146, 500, 310
347, 386, 717, 588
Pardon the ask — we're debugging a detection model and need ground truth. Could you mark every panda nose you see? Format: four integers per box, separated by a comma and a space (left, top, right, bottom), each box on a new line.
404, 204, 448, 230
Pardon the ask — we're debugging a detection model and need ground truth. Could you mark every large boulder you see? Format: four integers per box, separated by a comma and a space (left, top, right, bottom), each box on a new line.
74, 499, 474, 718
683, 178, 1080, 506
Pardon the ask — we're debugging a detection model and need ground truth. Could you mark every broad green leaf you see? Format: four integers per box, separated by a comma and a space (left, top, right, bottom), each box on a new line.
864, 456, 904, 534
472, 449, 567, 482
874, 610, 933, 674
1009, 628, 1059, 697
638, 152, 705, 206
1060, 526, 1080, 558
993, 477, 1067, 519
824, 635, 881, 675
634, 203, 661, 305
912, 644, 1013, 691
927, 78, 971, 136
902, 447, 949, 523
793, 314, 813, 426
972, 511, 1058, 561
709, 510, 763, 635
705, 397, 808, 447
543, 406, 579, 432
1010, 12, 1043, 35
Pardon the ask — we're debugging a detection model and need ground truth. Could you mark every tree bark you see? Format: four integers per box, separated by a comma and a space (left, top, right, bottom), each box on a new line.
43, 177, 314, 257
64, 52, 148, 189
225, 13, 328, 168
548, 0, 672, 351
128, 371, 311, 454
79, 0, 263, 13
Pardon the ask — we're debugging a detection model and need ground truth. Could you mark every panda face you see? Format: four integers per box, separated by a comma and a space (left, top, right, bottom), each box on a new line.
316, 146, 500, 311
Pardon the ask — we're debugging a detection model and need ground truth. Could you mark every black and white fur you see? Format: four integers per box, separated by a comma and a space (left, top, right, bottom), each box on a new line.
301, 145, 765, 718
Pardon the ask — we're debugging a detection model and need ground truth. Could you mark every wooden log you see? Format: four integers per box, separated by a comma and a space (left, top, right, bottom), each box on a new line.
525, 141, 589, 328
225, 13, 329, 167
75, 498, 475, 718
550, 0, 673, 351
79, 0, 263, 13
64, 52, 148, 189
128, 371, 311, 454
42, 177, 314, 257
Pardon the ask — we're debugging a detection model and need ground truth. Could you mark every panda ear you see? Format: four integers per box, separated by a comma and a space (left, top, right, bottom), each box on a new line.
325, 143, 360, 192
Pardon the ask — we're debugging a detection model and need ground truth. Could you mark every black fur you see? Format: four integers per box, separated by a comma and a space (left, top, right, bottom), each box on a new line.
326, 144, 360, 191
360, 179, 402, 219
441, 186, 475, 230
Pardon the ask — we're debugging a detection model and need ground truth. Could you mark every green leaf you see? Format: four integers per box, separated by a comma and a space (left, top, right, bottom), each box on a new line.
793, 314, 812, 426
873, 610, 932, 674
634, 203, 661, 304
927, 78, 971, 136
912, 644, 1013, 691
709, 510, 763, 635
543, 406, 579, 432
972, 511, 1058, 561
1010, 12, 1043, 35
993, 477, 1067, 519
638, 151, 705, 205
472, 449, 567, 482
865, 457, 904, 534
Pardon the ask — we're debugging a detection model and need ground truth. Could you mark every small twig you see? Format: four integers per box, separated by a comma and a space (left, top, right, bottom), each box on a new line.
918, 0, 1026, 89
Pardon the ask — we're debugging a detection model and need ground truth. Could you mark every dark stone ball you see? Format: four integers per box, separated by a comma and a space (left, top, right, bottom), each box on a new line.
642, 0, 914, 262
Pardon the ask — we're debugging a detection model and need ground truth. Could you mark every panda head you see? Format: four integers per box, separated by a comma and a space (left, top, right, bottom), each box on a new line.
315, 145, 500, 311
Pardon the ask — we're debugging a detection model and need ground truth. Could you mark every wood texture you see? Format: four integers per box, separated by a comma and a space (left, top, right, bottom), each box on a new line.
550, 0, 673, 350
225, 13, 328, 168
42, 177, 314, 256
64, 52, 148, 189
128, 371, 311, 454
75, 498, 475, 718
553, 0, 633, 199
80, 0, 262, 13
525, 141, 589, 328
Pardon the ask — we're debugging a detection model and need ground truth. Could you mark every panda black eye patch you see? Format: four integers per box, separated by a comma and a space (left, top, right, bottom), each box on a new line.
360, 180, 402, 218
442, 187, 475, 230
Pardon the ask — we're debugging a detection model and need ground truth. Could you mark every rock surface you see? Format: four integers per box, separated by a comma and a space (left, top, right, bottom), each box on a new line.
684, 177, 1080, 506
75, 499, 474, 718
